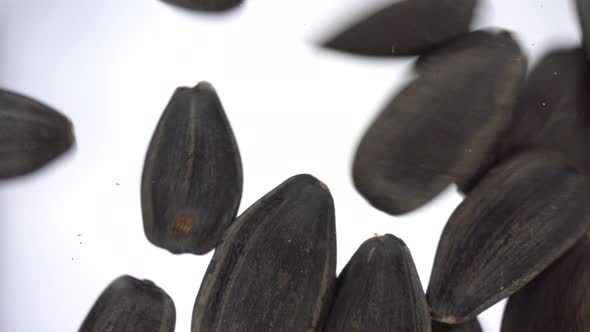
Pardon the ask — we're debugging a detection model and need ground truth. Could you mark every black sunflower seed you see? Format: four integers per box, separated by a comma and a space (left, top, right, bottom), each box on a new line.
324, 234, 430, 332
160, 0, 242, 12
0, 89, 74, 178
501, 231, 590, 332
576, 0, 590, 59
192, 174, 336, 332
323, 0, 477, 56
141, 82, 242, 255
500, 48, 590, 175
432, 319, 483, 332
353, 30, 526, 215
427, 150, 590, 324
79, 275, 176, 332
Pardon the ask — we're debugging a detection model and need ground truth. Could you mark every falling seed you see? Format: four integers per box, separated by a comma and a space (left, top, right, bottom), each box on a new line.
501, 231, 590, 332
576, 0, 590, 59
323, 0, 477, 56
500, 48, 590, 176
432, 319, 483, 332
141, 82, 242, 255
79, 275, 176, 332
353, 30, 526, 215
160, 0, 243, 12
324, 234, 430, 332
0, 89, 75, 178
192, 174, 336, 332
427, 150, 590, 324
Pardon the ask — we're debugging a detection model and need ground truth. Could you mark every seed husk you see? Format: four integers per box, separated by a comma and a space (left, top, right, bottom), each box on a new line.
432, 319, 483, 332
501, 231, 590, 332
576, 0, 590, 59
500, 48, 590, 175
79, 275, 176, 332
0, 89, 74, 178
427, 150, 590, 324
323, 0, 477, 56
324, 234, 430, 332
160, 0, 242, 12
141, 82, 242, 255
192, 174, 336, 332
353, 30, 526, 215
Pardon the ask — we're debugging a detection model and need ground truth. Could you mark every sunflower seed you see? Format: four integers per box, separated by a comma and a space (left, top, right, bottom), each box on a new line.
576, 0, 590, 59
501, 231, 590, 332
324, 234, 430, 332
353, 30, 525, 215
192, 174, 336, 332
427, 150, 590, 324
500, 48, 590, 175
323, 0, 477, 56
141, 82, 242, 255
0, 89, 74, 178
79, 275, 176, 332
432, 319, 483, 332
160, 0, 242, 12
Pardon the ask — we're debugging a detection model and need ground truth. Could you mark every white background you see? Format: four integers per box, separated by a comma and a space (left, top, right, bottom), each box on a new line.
0, 0, 580, 331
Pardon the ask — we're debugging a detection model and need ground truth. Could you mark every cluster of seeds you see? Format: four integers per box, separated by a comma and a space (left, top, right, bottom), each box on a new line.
2, 0, 590, 331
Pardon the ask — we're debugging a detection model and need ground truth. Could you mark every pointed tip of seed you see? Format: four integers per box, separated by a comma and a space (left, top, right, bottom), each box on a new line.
292, 173, 331, 193
431, 313, 460, 325
195, 81, 216, 91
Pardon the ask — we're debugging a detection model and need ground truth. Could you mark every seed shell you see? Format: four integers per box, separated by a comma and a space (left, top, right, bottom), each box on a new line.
353, 30, 526, 215
192, 174, 336, 332
501, 231, 590, 332
427, 150, 590, 323
323, 0, 477, 56
324, 234, 430, 332
0, 89, 74, 178
141, 82, 242, 255
79, 275, 176, 332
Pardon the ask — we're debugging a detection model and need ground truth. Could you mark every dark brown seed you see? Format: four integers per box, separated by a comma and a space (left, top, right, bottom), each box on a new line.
427, 150, 590, 324
0, 89, 74, 178
192, 174, 336, 332
353, 31, 526, 215
160, 0, 242, 12
501, 231, 590, 332
500, 48, 590, 175
323, 0, 477, 56
324, 234, 430, 332
141, 82, 242, 255
576, 0, 590, 59
432, 319, 483, 332
79, 275, 176, 332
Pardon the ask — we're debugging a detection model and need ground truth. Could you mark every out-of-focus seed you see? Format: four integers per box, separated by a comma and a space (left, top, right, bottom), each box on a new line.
323, 0, 477, 56
501, 231, 590, 332
160, 0, 242, 12
576, 0, 590, 59
324, 234, 430, 332
427, 150, 590, 324
192, 174, 336, 332
0, 89, 74, 178
141, 82, 242, 255
353, 30, 526, 215
79, 275, 176, 332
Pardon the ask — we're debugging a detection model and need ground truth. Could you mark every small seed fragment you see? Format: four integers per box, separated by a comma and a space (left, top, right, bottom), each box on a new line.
323, 0, 477, 56
427, 150, 590, 323
160, 0, 242, 12
500, 48, 590, 176
432, 319, 483, 332
0, 89, 74, 178
353, 30, 526, 215
192, 174, 336, 332
79, 275, 176, 332
141, 82, 242, 255
501, 231, 590, 332
324, 234, 430, 332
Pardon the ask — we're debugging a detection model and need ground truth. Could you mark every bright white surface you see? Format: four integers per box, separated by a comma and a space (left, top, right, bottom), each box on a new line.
0, 0, 580, 331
